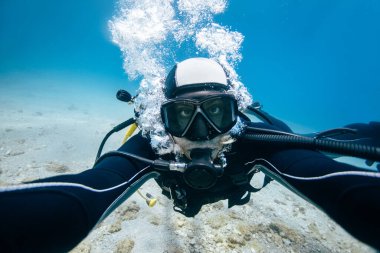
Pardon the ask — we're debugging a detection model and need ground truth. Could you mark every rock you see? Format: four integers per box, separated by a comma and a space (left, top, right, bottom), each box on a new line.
228, 210, 243, 221
327, 223, 336, 232
211, 201, 224, 210
109, 219, 122, 233
115, 238, 135, 253
307, 222, 321, 237
269, 223, 281, 234
273, 199, 287, 205
164, 245, 185, 253
237, 223, 251, 234
243, 233, 252, 241
121, 201, 140, 220
148, 215, 160, 226
283, 238, 291, 246
45, 162, 70, 173
17, 139, 26, 144
228, 235, 246, 247
5, 150, 25, 157
213, 235, 224, 243
206, 214, 228, 229
70, 243, 91, 253
176, 219, 185, 228
22, 177, 37, 183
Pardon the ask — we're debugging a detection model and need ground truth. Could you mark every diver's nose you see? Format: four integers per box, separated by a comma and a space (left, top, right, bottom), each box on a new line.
186, 114, 209, 141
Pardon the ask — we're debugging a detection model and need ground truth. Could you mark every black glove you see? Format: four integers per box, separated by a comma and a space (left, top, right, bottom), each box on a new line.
340, 121, 380, 169
343, 121, 380, 145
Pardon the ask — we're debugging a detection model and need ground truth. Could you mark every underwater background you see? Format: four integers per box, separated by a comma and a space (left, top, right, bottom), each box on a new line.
0, 1, 379, 252
1, 0, 379, 131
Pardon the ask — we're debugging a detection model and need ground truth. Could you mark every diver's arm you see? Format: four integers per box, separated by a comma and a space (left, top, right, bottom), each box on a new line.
0, 133, 155, 253
248, 145, 380, 250
241, 120, 380, 249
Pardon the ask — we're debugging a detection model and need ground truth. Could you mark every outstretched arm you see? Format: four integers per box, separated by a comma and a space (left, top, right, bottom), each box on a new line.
243, 122, 380, 250
0, 133, 155, 253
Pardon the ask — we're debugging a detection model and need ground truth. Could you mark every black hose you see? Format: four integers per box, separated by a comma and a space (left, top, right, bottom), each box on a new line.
243, 126, 380, 162
95, 150, 154, 166
94, 150, 171, 171
244, 126, 300, 137
95, 118, 136, 162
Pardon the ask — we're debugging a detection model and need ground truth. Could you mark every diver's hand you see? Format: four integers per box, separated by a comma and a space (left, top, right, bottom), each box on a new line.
342, 121, 380, 146
342, 122, 380, 168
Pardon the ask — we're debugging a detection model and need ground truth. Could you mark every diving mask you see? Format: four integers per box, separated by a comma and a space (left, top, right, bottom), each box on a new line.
161, 94, 238, 141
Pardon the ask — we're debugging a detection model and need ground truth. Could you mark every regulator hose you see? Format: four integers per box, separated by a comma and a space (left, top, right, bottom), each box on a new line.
95, 118, 136, 162
94, 150, 171, 172
243, 126, 380, 162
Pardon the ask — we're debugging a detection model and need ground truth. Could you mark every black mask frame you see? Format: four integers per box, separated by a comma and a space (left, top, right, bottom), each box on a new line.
161, 94, 238, 140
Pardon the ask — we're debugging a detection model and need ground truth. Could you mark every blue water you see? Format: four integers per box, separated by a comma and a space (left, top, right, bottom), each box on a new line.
0, 0, 379, 131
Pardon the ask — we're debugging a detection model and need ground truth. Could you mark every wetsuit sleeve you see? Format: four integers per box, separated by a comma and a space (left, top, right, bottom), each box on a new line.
0, 133, 156, 253
243, 122, 380, 250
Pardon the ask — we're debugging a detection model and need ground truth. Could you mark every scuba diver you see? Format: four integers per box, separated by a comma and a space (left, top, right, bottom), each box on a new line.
0, 57, 379, 252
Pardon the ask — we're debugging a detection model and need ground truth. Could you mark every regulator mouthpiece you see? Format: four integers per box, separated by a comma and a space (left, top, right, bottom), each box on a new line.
183, 149, 224, 190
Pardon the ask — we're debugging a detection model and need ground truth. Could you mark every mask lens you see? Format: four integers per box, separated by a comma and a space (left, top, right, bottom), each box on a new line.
162, 101, 195, 136
162, 95, 238, 138
201, 96, 237, 132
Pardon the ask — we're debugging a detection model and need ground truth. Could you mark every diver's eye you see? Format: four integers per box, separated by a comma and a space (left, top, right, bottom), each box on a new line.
203, 99, 224, 117
174, 103, 194, 120
179, 108, 193, 118
207, 105, 222, 115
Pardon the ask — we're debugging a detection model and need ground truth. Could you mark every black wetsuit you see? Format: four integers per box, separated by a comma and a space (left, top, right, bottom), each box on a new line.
0, 121, 379, 252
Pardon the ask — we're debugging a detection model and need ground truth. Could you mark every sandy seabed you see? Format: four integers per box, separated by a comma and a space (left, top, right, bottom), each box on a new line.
0, 79, 375, 253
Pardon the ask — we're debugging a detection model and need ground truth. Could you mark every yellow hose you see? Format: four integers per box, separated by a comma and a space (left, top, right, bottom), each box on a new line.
122, 122, 157, 207
122, 123, 138, 144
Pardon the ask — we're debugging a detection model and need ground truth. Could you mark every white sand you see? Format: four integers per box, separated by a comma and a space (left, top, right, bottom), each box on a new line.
0, 75, 375, 253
